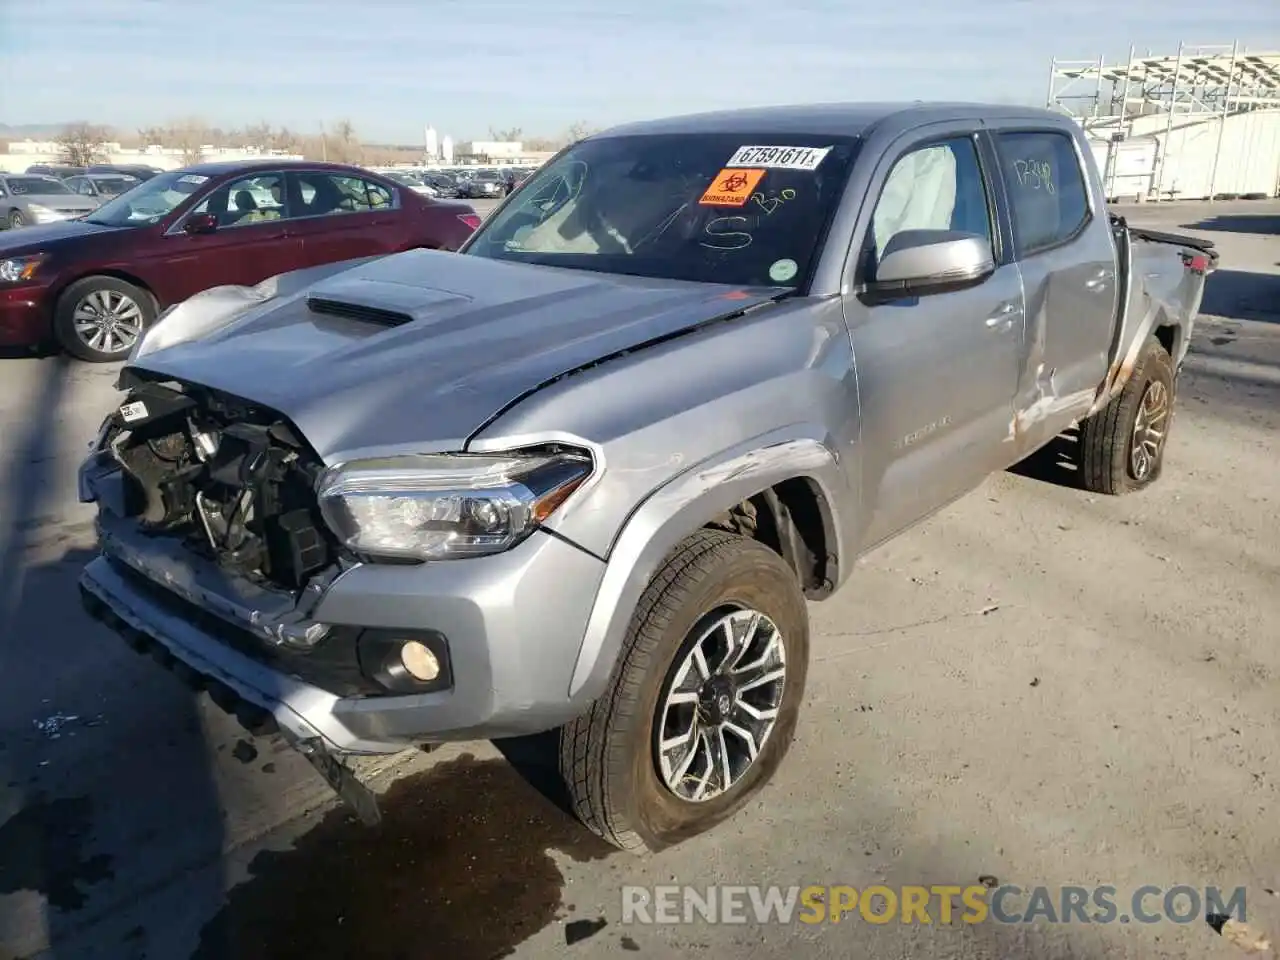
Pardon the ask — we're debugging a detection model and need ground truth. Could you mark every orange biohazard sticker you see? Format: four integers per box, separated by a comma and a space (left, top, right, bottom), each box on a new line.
699, 168, 766, 206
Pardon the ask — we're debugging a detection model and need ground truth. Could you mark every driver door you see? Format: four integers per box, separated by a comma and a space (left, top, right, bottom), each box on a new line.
152, 172, 303, 302
845, 131, 1025, 549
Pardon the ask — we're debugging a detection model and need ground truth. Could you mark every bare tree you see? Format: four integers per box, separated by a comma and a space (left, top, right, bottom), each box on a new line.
167, 117, 211, 165
326, 119, 362, 164
564, 121, 595, 144
54, 122, 111, 166
488, 126, 524, 143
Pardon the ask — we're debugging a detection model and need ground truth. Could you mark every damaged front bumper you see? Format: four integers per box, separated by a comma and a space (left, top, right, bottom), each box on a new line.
77, 450, 610, 819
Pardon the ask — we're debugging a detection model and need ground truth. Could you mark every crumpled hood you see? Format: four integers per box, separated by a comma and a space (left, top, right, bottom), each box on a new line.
130, 249, 783, 461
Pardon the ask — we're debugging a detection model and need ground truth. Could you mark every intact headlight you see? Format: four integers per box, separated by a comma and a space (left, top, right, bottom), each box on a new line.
0, 255, 44, 283
316, 451, 593, 561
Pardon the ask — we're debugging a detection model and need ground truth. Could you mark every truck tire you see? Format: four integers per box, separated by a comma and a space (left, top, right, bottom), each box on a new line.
1078, 336, 1175, 495
559, 529, 810, 852
53, 276, 156, 362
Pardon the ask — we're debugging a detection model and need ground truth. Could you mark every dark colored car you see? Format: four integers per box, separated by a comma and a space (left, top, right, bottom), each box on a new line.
26, 163, 87, 180
457, 169, 505, 199
64, 173, 141, 201
422, 172, 459, 198
0, 159, 481, 362
87, 163, 164, 182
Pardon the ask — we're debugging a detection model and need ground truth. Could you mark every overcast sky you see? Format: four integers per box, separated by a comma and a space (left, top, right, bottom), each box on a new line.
1, 0, 1277, 144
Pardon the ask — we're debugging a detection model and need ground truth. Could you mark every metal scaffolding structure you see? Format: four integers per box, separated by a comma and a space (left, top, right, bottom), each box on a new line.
1045, 42, 1280, 201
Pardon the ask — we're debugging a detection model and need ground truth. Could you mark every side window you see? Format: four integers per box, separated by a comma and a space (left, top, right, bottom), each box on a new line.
993, 131, 1090, 256
867, 136, 992, 271
191, 174, 288, 228
292, 174, 394, 218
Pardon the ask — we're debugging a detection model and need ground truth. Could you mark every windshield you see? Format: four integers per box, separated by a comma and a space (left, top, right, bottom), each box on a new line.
385, 171, 424, 186
465, 133, 858, 288
93, 177, 136, 196
6, 176, 72, 195
83, 169, 211, 226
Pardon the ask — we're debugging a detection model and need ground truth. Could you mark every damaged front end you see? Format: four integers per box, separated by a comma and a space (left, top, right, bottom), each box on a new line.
77, 372, 387, 823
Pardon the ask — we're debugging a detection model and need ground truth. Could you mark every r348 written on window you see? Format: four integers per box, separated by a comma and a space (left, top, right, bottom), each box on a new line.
1012, 158, 1055, 194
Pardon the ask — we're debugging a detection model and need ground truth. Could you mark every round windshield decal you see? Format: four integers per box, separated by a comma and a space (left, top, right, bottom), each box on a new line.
769, 259, 798, 283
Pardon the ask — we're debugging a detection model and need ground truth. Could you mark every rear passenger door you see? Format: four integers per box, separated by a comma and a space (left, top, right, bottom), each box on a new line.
286, 171, 403, 267
989, 128, 1119, 453
845, 130, 1025, 549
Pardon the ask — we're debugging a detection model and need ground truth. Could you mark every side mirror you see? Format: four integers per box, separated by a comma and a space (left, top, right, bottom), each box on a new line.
183, 212, 218, 235
869, 230, 995, 296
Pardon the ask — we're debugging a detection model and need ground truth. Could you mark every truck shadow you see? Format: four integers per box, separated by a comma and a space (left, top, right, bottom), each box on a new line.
1007, 429, 1083, 489
192, 752, 616, 960
1180, 213, 1280, 235
0, 356, 226, 960
1199, 269, 1280, 324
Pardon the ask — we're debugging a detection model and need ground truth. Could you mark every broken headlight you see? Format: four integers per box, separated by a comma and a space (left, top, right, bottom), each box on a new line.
315, 451, 592, 562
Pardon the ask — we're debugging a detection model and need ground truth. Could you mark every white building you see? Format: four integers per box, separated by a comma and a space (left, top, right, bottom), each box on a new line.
440, 135, 454, 164
1049, 46, 1280, 201
425, 125, 439, 161
1, 138, 301, 174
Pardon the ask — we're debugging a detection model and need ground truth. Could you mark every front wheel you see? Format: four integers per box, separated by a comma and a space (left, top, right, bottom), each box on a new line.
53, 276, 156, 362
559, 529, 810, 851
8, 210, 25, 229
1078, 336, 1176, 494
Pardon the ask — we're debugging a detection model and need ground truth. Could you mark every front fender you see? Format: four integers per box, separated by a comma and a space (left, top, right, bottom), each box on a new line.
566, 429, 846, 701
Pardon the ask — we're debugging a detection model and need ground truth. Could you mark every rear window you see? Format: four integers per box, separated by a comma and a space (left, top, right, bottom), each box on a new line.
465, 132, 859, 288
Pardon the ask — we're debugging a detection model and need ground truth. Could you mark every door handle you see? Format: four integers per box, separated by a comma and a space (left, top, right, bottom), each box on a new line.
985, 302, 1020, 329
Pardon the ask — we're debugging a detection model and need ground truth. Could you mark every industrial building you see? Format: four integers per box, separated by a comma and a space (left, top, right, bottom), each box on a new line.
1049, 42, 1280, 202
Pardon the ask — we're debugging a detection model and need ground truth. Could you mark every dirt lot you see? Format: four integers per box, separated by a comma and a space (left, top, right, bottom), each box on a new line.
0, 199, 1276, 960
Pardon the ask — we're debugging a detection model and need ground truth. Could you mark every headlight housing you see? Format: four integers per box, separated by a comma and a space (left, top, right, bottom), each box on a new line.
0, 255, 44, 284
316, 450, 593, 561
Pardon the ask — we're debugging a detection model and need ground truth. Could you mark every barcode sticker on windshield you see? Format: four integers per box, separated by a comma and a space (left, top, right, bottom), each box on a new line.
177, 174, 209, 185
119, 401, 148, 422
725, 145, 831, 171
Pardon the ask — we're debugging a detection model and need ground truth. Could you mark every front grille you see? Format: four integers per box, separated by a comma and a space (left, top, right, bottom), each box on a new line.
306, 296, 414, 328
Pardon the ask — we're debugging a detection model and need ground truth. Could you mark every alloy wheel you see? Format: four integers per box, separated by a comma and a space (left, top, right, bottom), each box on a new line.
1130, 378, 1169, 480
655, 607, 787, 803
73, 289, 144, 355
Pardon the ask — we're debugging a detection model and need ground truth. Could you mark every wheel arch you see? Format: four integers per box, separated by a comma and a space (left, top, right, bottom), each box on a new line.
50, 270, 161, 315
566, 432, 847, 703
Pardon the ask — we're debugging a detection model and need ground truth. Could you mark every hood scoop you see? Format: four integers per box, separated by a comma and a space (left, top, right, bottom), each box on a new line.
306, 296, 414, 328
302, 267, 476, 329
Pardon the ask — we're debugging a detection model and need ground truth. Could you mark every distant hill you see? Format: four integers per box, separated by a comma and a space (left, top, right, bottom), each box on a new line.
0, 122, 86, 139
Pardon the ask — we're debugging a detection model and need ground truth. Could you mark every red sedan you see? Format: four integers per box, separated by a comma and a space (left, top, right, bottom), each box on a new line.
0, 159, 481, 361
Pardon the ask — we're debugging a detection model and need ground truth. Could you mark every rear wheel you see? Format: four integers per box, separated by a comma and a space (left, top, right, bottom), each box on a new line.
559, 529, 810, 851
53, 276, 156, 362
1078, 336, 1176, 494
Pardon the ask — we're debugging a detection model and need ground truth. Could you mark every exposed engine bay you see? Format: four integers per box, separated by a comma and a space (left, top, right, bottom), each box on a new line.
98, 378, 336, 592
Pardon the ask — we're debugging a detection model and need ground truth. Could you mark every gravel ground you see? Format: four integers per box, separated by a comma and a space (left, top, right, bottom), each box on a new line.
0, 199, 1275, 960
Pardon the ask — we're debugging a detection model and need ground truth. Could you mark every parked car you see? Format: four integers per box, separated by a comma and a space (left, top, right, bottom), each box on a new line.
421, 172, 459, 199
64, 173, 141, 202
25, 163, 86, 179
375, 169, 437, 197
457, 168, 504, 198
0, 159, 480, 361
0, 174, 100, 228
76, 102, 1215, 851
87, 163, 163, 181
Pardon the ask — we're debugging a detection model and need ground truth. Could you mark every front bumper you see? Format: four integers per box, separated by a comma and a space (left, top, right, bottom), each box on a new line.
79, 501, 609, 755
0, 283, 50, 347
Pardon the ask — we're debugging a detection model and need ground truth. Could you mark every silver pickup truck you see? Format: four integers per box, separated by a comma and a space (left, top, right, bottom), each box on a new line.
77, 102, 1216, 851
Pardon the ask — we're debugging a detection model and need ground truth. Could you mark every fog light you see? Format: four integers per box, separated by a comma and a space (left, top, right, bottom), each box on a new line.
400, 640, 441, 682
